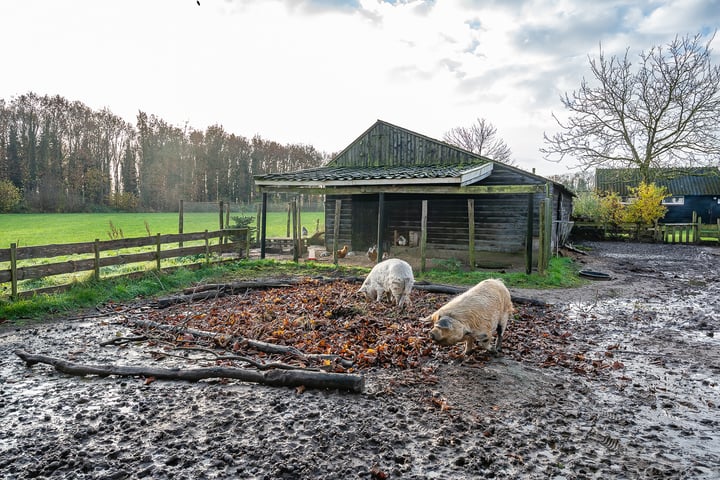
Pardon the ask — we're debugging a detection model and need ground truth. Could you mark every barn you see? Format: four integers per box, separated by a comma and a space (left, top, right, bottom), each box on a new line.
596, 168, 720, 224
254, 120, 574, 272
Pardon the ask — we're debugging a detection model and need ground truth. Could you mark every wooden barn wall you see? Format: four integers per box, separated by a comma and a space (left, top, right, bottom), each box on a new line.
338, 193, 539, 254
663, 196, 720, 223
332, 123, 480, 167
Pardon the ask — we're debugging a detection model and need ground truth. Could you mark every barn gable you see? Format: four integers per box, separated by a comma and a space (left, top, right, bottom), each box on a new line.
330, 120, 489, 167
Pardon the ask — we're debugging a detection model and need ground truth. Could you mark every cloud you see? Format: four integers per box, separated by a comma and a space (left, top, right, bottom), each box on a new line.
1, 0, 717, 177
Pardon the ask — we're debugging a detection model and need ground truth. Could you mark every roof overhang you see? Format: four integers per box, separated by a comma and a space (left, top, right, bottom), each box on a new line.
254, 163, 494, 191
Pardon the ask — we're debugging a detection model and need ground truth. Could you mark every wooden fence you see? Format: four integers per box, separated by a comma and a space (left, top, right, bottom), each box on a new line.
572, 217, 720, 244
0, 228, 249, 300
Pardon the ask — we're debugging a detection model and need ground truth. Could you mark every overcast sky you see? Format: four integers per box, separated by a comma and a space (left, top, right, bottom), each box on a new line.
2, 0, 718, 177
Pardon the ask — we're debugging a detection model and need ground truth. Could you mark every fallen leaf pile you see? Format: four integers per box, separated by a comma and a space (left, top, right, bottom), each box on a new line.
138, 278, 621, 376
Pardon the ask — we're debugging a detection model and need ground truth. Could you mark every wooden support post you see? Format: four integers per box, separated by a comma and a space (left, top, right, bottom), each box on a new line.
467, 198, 475, 269
538, 198, 551, 275
245, 228, 251, 259
420, 200, 428, 273
156, 233, 162, 270
296, 197, 303, 259
286, 202, 291, 237
291, 199, 299, 263
260, 193, 268, 259
255, 204, 261, 244
93, 239, 100, 281
178, 199, 184, 248
538, 200, 545, 274
10, 243, 17, 300
333, 199, 342, 266
544, 197, 552, 266
376, 192, 385, 263
525, 194, 534, 275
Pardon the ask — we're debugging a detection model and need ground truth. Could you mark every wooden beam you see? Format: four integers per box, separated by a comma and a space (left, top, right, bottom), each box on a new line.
332, 199, 341, 266
525, 194, 534, 275
467, 198, 475, 269
260, 192, 267, 259
291, 199, 298, 263
257, 184, 545, 195
376, 192, 385, 263
420, 200, 428, 273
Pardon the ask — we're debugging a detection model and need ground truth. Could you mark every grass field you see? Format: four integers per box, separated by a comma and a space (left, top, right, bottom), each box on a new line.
0, 211, 326, 248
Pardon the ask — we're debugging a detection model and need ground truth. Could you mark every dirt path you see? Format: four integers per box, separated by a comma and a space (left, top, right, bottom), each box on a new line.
1, 241, 719, 479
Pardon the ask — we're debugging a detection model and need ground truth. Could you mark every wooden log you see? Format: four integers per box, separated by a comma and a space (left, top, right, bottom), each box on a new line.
14, 349, 364, 393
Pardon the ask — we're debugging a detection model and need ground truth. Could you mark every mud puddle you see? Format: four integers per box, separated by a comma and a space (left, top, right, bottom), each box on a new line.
2, 241, 720, 479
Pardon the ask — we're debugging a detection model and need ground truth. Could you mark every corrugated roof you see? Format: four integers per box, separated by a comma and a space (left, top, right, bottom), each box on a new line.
596, 168, 720, 196
254, 163, 491, 185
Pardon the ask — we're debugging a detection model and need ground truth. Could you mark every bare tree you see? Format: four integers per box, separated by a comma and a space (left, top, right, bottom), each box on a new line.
542, 32, 720, 183
443, 118, 514, 164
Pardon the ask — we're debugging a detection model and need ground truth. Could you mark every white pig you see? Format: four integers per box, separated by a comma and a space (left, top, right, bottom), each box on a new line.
358, 258, 414, 307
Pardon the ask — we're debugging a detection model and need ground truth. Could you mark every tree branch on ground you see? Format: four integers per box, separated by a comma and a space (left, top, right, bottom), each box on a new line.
14, 349, 365, 392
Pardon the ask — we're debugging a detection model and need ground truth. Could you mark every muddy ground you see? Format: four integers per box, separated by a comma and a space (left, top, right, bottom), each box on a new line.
1, 241, 719, 479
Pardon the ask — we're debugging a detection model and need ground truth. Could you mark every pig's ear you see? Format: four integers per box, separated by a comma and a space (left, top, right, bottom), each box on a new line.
436, 316, 454, 329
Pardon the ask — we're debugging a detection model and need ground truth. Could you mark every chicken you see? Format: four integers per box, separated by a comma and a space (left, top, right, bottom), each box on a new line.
367, 245, 377, 262
337, 245, 348, 258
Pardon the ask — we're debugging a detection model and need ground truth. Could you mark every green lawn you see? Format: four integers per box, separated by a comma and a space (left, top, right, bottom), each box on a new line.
0, 211, 325, 248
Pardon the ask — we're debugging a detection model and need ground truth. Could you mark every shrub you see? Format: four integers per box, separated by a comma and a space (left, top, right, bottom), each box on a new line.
572, 191, 603, 221
0, 180, 22, 212
623, 182, 668, 239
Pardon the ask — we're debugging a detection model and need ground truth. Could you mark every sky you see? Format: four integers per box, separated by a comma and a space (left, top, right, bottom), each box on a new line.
1, 0, 719, 177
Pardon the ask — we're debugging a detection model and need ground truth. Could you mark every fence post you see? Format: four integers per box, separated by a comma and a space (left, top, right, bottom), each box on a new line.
179, 199, 184, 248
94, 239, 100, 281
291, 199, 299, 263
155, 234, 162, 270
219, 201, 224, 230
245, 228, 251, 259
10, 243, 17, 300
255, 204, 261, 244
204, 230, 210, 264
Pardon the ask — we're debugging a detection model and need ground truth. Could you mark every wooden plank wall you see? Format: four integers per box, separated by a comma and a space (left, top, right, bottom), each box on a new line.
337, 193, 535, 254
332, 122, 481, 167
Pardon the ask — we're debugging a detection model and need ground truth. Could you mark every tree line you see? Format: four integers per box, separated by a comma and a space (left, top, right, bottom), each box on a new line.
0, 92, 330, 213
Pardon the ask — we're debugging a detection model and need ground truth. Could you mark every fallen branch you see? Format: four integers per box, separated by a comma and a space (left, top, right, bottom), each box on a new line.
165, 346, 310, 371
14, 349, 364, 393
123, 318, 355, 368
